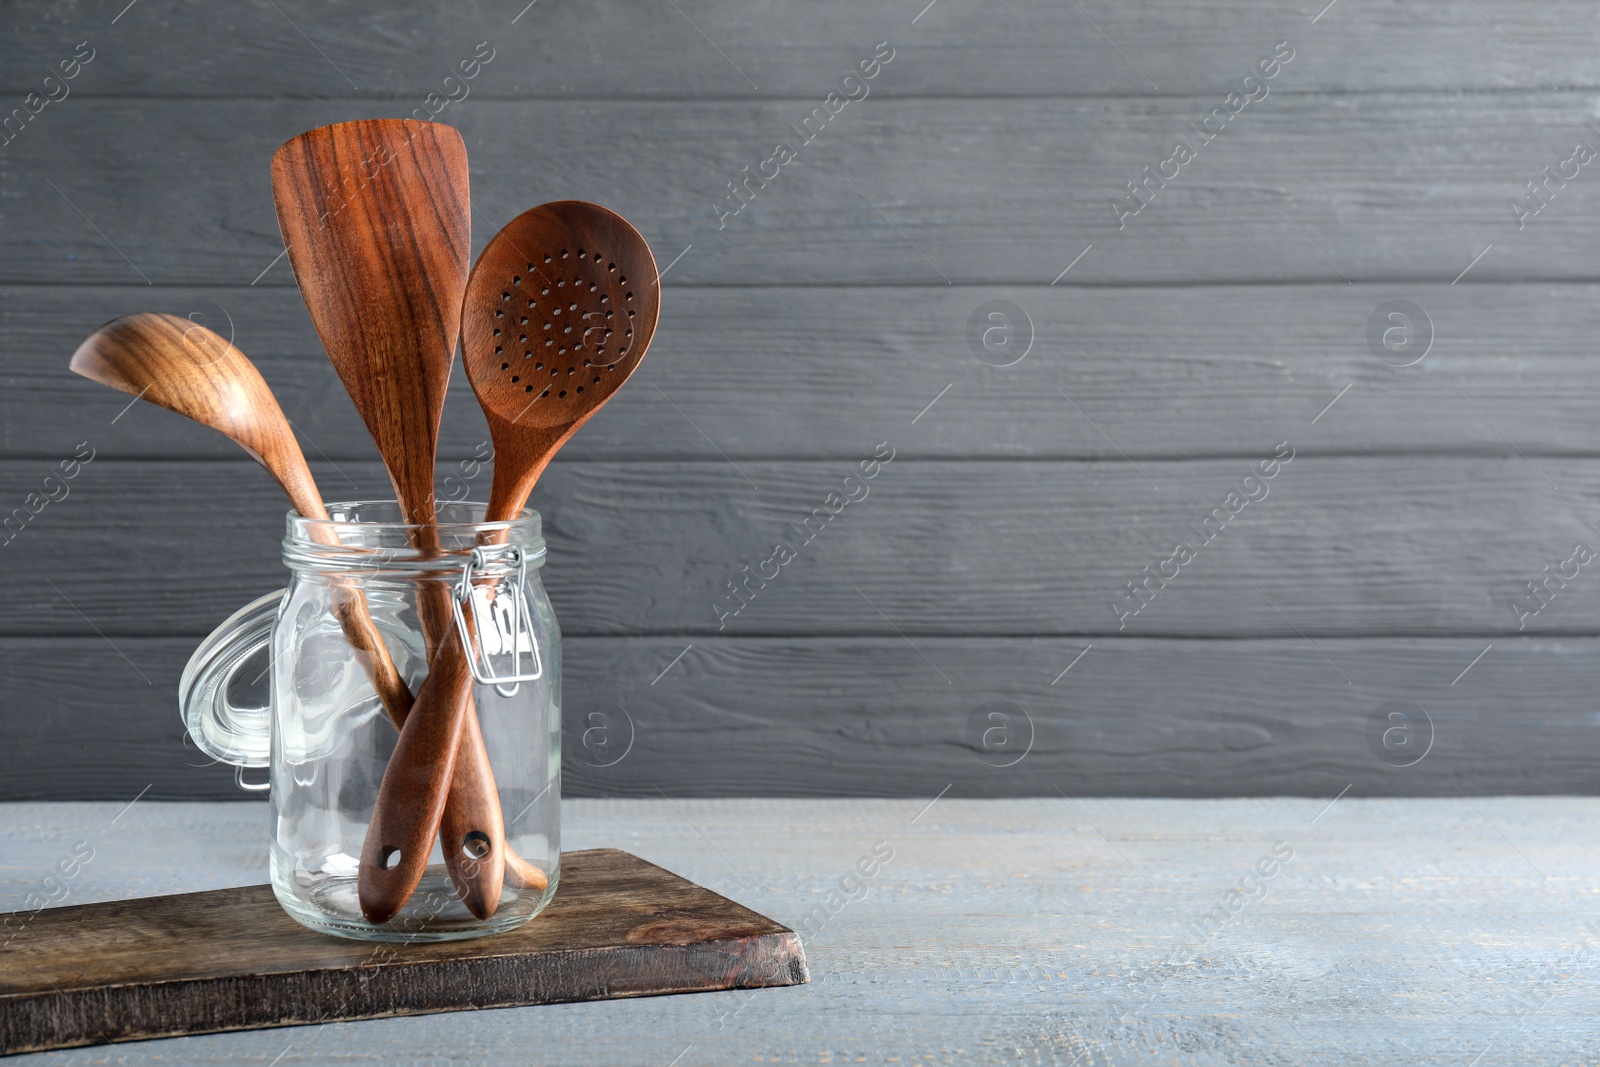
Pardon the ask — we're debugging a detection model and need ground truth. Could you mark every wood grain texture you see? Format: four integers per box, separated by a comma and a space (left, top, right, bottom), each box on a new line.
5, 456, 1600, 639
13, 283, 1600, 463
2, 798, 1598, 1064
361, 201, 666, 922
1, 635, 1594, 801
359, 635, 484, 923
5, 1, 1600, 97
9, 95, 1600, 287
67, 313, 323, 514
273, 118, 506, 913
271, 118, 468, 527
0, 848, 806, 1055
464, 201, 660, 517
66, 313, 415, 725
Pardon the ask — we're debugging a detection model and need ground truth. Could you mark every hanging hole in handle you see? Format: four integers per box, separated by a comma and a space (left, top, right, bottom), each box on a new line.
461, 830, 492, 860
379, 847, 403, 871
234, 765, 271, 793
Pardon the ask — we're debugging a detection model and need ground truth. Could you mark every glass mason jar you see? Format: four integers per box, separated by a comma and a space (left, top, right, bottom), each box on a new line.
180, 501, 561, 942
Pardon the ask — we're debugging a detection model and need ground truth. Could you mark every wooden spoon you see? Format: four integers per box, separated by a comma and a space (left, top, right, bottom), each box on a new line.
273, 118, 506, 919
73, 313, 549, 907
357, 202, 660, 924
69, 313, 408, 714
464, 202, 662, 520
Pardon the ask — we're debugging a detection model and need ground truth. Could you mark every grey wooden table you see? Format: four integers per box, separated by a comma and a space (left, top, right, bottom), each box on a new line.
2, 797, 1596, 1064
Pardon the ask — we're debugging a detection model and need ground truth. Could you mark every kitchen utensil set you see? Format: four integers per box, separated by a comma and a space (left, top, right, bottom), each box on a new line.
69, 119, 659, 926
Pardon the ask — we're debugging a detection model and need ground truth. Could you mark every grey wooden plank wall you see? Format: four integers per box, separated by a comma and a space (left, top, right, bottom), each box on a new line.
1, 0, 1598, 799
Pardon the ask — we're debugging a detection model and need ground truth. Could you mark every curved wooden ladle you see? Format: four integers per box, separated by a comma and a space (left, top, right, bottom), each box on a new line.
356, 202, 660, 924
69, 313, 549, 906
69, 313, 409, 713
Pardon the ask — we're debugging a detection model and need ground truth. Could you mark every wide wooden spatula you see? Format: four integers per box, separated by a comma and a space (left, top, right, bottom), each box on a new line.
272, 119, 507, 917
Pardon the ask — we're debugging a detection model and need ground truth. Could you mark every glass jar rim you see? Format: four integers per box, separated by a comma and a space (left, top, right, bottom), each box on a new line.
283, 500, 545, 573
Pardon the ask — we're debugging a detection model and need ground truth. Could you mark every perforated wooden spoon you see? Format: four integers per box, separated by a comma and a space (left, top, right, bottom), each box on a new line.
69, 313, 409, 715
465, 201, 662, 520
272, 119, 507, 918
357, 202, 660, 924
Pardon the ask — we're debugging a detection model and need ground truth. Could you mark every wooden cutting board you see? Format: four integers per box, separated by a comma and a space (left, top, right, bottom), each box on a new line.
0, 848, 807, 1056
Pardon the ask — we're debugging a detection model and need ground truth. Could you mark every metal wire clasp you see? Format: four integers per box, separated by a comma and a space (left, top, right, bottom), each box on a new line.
450, 544, 543, 696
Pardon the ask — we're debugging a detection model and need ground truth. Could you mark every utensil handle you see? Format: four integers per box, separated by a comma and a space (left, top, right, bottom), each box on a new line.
419, 580, 508, 917
342, 586, 540, 908
332, 587, 412, 715
439, 701, 512, 913
313, 526, 531, 911
359, 629, 477, 924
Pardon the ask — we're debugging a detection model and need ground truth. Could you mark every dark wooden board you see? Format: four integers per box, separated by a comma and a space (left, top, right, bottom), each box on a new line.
5, 456, 1600, 640
5, 0, 1600, 97
9, 96, 1600, 287
11, 283, 1600, 463
0, 848, 807, 1056
1, 634, 1593, 801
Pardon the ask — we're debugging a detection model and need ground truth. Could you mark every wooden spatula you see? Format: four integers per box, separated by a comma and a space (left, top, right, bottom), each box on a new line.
272, 119, 507, 918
